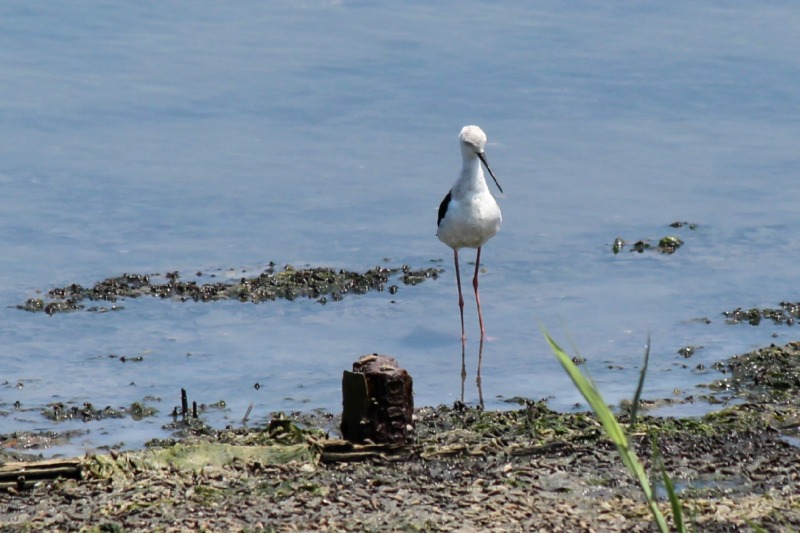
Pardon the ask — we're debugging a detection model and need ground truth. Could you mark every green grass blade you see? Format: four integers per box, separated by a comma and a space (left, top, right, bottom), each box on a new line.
652, 436, 686, 532
542, 329, 670, 532
630, 334, 651, 425
662, 466, 684, 531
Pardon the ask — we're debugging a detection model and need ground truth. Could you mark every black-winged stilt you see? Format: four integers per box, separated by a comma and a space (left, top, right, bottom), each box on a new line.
436, 125, 503, 351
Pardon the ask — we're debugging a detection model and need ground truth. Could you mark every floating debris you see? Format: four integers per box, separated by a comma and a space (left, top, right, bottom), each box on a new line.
612, 222, 695, 254
668, 221, 698, 230
723, 301, 800, 326
17, 263, 443, 314
678, 345, 703, 358
616, 235, 684, 254
657, 235, 684, 253
41, 401, 157, 423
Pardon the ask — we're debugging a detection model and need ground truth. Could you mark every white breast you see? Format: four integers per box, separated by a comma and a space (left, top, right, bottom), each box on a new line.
437, 192, 502, 250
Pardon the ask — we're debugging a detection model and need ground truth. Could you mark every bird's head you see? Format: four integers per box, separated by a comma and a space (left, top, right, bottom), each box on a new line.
459, 125, 503, 194
459, 125, 487, 155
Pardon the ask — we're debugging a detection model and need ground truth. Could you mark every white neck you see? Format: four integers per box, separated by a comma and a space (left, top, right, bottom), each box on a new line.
453, 155, 488, 196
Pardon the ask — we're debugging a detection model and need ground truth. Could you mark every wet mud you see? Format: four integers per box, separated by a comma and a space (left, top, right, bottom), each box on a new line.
2, 340, 800, 531
4, 252, 800, 530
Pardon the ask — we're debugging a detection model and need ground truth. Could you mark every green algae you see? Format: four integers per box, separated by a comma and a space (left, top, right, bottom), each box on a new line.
705, 342, 800, 404
17, 263, 443, 314
85, 440, 319, 482
41, 400, 157, 423
723, 302, 800, 326
612, 221, 696, 255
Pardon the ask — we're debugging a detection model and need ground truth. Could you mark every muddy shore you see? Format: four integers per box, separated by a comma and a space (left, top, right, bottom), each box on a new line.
4, 266, 800, 530
2, 342, 800, 531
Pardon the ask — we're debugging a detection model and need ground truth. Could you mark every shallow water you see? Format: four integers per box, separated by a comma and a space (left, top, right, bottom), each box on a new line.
2, 1, 800, 457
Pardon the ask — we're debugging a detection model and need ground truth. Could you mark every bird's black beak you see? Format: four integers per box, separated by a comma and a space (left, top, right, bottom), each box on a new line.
478, 152, 503, 194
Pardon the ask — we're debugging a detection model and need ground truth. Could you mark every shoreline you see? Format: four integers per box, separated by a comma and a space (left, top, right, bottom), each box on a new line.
2, 341, 800, 531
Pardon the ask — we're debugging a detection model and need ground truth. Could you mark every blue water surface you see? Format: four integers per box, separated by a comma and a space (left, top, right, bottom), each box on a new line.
2, 1, 800, 456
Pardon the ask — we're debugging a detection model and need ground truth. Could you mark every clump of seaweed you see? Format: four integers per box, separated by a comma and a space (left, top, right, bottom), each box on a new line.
612, 221, 696, 255
18, 263, 443, 314
41, 401, 158, 423
706, 342, 800, 404
723, 302, 800, 326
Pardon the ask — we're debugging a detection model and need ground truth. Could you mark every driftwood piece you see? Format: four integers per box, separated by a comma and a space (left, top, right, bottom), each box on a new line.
0, 458, 81, 491
318, 438, 413, 463
341, 354, 413, 445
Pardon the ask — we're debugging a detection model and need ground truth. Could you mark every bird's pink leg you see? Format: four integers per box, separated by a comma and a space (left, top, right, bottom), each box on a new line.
473, 247, 486, 338
454, 250, 468, 382
476, 335, 485, 404
453, 249, 466, 344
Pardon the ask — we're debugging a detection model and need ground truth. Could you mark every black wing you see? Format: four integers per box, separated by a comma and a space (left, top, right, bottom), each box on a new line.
437, 190, 452, 227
